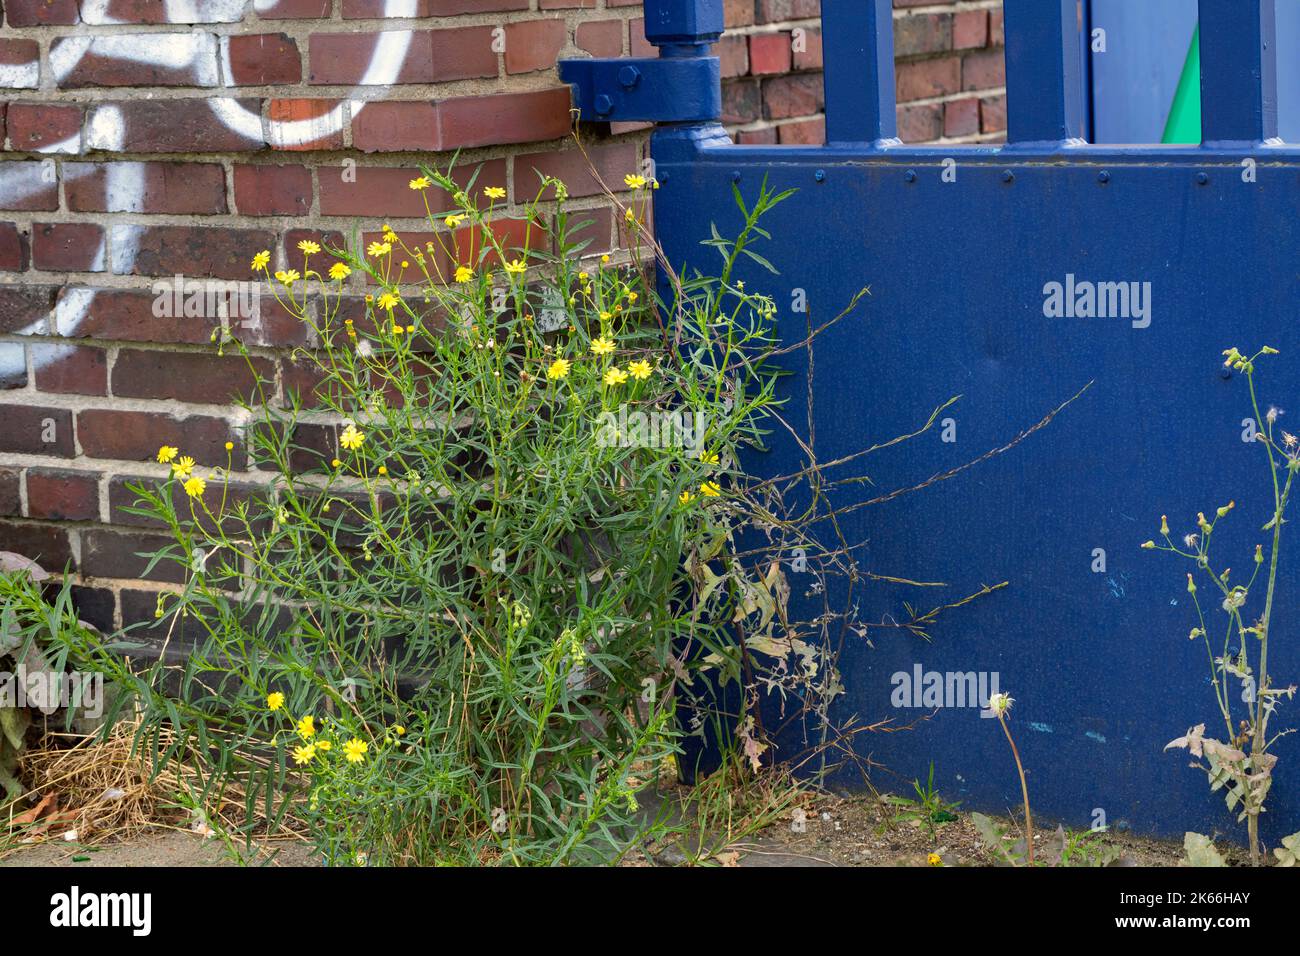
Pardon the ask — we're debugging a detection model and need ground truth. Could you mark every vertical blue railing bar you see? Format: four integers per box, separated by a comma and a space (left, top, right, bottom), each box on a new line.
643, 0, 724, 54
822, 0, 898, 144
1003, 0, 1086, 144
1198, 0, 1278, 144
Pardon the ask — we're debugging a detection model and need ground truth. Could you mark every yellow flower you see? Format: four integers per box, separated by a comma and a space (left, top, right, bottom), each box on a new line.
292, 743, 316, 766
267, 692, 285, 711
603, 366, 629, 387
409, 176, 432, 191
454, 265, 474, 283
590, 336, 615, 357
628, 359, 652, 381
393, 725, 406, 736
700, 450, 719, 465
183, 475, 206, 498
700, 481, 721, 497
274, 269, 300, 286
377, 292, 400, 311
344, 738, 368, 763
250, 250, 270, 271
297, 239, 321, 255
504, 258, 526, 276
156, 445, 178, 464
297, 715, 316, 740
484, 186, 506, 200
679, 490, 695, 504
224, 441, 233, 451
927, 852, 942, 867
445, 214, 465, 228
366, 241, 392, 258
624, 173, 648, 189
315, 739, 332, 752
171, 456, 196, 478
339, 424, 365, 450
546, 358, 570, 381
328, 263, 351, 281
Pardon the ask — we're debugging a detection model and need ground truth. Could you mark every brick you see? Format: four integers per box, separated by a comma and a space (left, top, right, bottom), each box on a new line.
0, 39, 40, 90
981, 94, 1007, 134
26, 467, 99, 521
87, 99, 265, 152
0, 404, 74, 456
112, 350, 274, 405
437, 88, 572, 149
0, 103, 6, 147
224, 34, 302, 86
894, 13, 951, 58
6, 102, 82, 154
0, 469, 18, 517
505, 19, 566, 75
575, 20, 622, 58
761, 73, 822, 119
944, 97, 981, 137
0, 343, 25, 389
0, 222, 28, 272
898, 102, 942, 142
0, 522, 73, 572
55, 287, 218, 345
723, 79, 761, 125
5, 0, 80, 25
962, 49, 1005, 92
0, 161, 58, 211
234, 164, 312, 216
342, 0, 528, 14
749, 33, 792, 76
319, 165, 441, 217
81, 0, 246, 24
52, 34, 220, 88
629, 18, 653, 57
65, 161, 227, 214
32, 342, 108, 395
515, 142, 639, 201
755, 0, 818, 22
990, 9, 1004, 46
724, 0, 754, 29
953, 10, 989, 50
70, 585, 115, 633
77, 409, 240, 465
82, 529, 180, 584
0, 285, 54, 331
309, 29, 497, 85
897, 56, 961, 102
32, 222, 105, 273
570, 204, 613, 256
735, 127, 778, 145
717, 34, 749, 78
451, 216, 546, 270
777, 116, 824, 145
350, 101, 439, 153
791, 27, 821, 71
268, 98, 345, 150
256, 0, 330, 16
111, 225, 276, 280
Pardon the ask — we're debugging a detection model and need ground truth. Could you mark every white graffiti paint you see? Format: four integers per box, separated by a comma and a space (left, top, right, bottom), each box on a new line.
0, 59, 40, 90
51, 35, 221, 87
9, 0, 416, 380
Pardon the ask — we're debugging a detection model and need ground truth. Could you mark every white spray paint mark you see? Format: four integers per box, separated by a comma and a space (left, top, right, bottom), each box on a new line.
51, 35, 220, 86
0, 60, 40, 90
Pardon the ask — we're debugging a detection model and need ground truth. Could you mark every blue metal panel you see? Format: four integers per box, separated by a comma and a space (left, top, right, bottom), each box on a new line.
1004, 0, 1087, 143
1199, 0, 1278, 143
559, 1, 1300, 842
822, 0, 897, 144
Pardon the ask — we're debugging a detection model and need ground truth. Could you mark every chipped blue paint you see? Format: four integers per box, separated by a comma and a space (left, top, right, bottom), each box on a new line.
1030, 722, 1055, 734
1086, 731, 1108, 744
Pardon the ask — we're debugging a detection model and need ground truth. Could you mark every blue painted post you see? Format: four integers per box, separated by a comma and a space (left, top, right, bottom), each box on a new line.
643, 0, 724, 54
822, 0, 897, 144
1198, 0, 1278, 144
1003, 0, 1086, 144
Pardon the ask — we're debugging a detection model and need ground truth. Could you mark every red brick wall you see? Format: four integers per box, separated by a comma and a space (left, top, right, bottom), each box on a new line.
0, 0, 1006, 633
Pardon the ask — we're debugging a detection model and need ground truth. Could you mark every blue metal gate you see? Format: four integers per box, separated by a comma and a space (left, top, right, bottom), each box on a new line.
562, 0, 1300, 843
